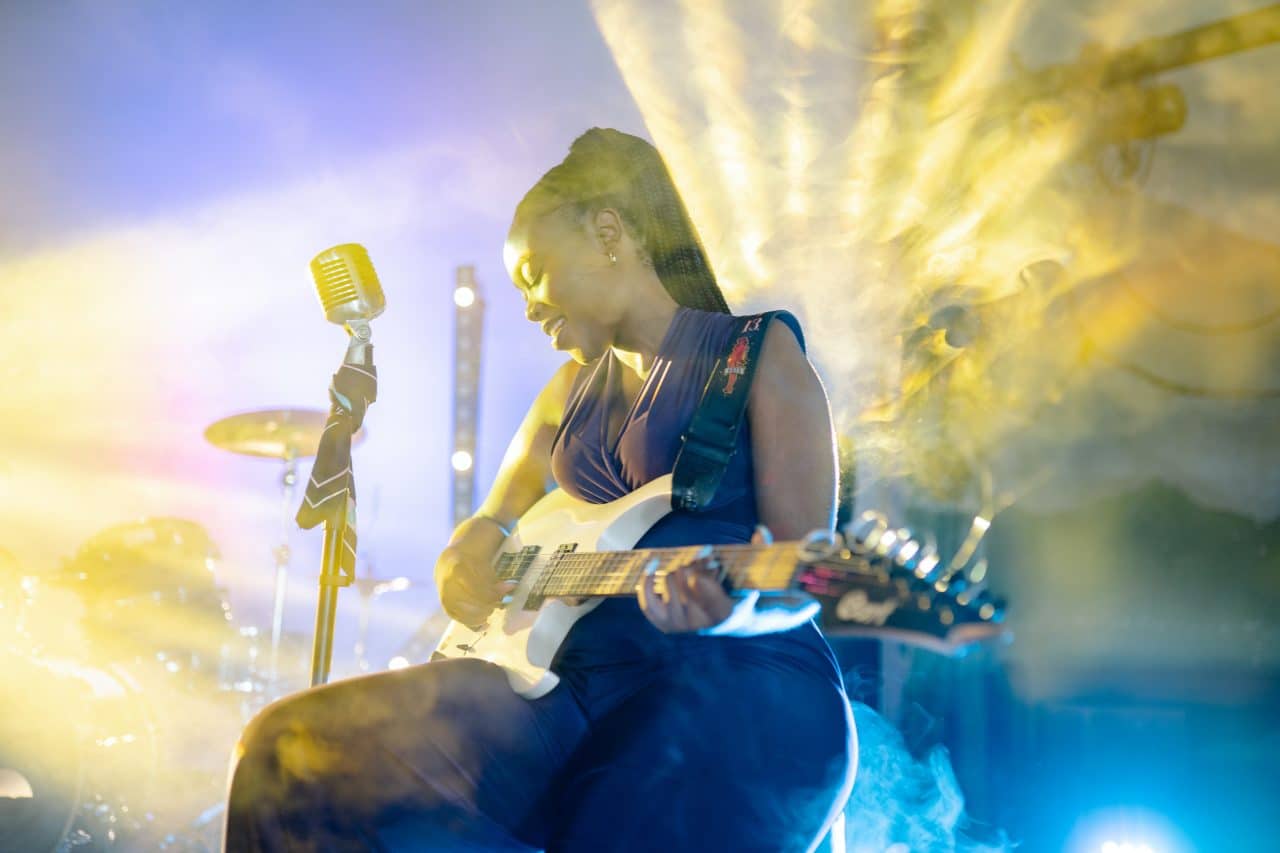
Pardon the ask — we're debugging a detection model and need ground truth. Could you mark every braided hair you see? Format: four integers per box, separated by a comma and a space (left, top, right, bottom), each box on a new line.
514, 128, 731, 314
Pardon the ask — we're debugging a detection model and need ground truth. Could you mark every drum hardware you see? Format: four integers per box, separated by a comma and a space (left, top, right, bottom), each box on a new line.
1, 518, 264, 850
0, 657, 243, 851
0, 654, 165, 852
351, 574, 413, 673
204, 407, 365, 690
46, 517, 242, 691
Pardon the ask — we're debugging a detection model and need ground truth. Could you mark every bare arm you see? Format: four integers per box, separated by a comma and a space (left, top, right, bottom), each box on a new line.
471, 358, 580, 531
435, 359, 579, 623
747, 322, 838, 540
639, 321, 838, 635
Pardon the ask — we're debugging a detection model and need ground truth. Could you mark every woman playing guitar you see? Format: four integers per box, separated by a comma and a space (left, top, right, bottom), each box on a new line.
224, 128, 856, 852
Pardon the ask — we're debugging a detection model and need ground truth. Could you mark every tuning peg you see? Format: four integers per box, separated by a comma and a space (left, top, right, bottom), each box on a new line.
798, 528, 843, 562
934, 576, 968, 599
874, 527, 912, 559
913, 548, 942, 582
858, 524, 908, 562
844, 511, 889, 554
973, 592, 1006, 622
886, 535, 940, 587
887, 536, 920, 567
954, 581, 980, 608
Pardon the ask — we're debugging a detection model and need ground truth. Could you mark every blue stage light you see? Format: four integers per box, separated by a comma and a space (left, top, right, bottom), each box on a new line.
1068, 807, 1189, 853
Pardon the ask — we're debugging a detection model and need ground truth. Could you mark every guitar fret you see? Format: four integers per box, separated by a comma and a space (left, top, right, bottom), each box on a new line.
529, 543, 806, 600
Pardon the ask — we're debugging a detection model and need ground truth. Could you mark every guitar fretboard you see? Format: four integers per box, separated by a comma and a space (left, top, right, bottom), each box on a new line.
494, 542, 823, 601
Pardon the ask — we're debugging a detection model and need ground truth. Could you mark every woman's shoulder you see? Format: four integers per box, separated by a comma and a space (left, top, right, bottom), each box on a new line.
693, 307, 806, 354
658, 307, 808, 376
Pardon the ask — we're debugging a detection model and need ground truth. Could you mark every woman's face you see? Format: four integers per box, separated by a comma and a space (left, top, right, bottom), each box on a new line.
504, 210, 618, 364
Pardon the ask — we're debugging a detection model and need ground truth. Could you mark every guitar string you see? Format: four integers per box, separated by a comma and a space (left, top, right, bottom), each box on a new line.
528, 547, 801, 597
530, 541, 884, 595
549, 548, 693, 595
510, 544, 902, 611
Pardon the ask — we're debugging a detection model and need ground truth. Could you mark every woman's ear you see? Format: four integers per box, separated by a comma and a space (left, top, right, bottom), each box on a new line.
592, 208, 623, 254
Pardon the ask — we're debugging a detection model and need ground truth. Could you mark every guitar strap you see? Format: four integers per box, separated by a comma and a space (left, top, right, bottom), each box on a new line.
671, 311, 780, 511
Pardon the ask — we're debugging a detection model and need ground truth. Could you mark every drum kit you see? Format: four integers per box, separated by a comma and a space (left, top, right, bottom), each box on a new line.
0, 407, 416, 852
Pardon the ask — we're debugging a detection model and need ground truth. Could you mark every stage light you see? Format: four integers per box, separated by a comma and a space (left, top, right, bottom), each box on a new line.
450, 265, 484, 526
387, 656, 410, 670
1095, 835, 1157, 850
1070, 807, 1188, 853
0, 769, 34, 799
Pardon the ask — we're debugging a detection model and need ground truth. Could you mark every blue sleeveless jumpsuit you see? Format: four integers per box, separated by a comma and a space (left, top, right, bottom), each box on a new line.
224, 307, 856, 852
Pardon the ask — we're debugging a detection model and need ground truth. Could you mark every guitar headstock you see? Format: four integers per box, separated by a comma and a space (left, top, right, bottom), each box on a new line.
793, 512, 1008, 654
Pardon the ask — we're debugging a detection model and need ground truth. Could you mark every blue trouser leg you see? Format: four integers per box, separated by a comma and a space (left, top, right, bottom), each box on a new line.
223, 657, 587, 851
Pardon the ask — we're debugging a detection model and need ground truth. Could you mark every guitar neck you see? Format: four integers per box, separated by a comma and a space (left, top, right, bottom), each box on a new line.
485, 524, 1008, 649
495, 543, 810, 600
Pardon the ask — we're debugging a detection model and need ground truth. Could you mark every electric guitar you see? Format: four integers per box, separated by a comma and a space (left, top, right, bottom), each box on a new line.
433, 474, 1007, 698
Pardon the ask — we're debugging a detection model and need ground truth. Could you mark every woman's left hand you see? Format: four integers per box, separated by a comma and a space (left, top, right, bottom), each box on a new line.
638, 526, 798, 635
637, 545, 739, 633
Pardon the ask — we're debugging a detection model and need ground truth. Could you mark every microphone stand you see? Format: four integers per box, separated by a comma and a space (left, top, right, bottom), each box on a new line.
311, 512, 350, 686
309, 319, 370, 687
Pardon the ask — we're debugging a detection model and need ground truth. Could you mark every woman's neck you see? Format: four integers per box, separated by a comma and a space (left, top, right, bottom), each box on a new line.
610, 271, 679, 378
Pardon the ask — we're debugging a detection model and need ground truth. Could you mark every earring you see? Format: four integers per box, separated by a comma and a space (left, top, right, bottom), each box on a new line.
608, 251, 618, 266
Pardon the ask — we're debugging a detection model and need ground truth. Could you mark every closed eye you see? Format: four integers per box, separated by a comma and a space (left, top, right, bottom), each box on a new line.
520, 260, 544, 291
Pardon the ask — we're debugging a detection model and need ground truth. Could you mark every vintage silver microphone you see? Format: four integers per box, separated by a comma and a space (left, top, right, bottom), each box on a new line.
304, 242, 385, 686
310, 243, 386, 360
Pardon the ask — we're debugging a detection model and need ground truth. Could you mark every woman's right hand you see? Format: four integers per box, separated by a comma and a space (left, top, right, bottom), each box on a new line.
434, 516, 518, 626
434, 360, 578, 627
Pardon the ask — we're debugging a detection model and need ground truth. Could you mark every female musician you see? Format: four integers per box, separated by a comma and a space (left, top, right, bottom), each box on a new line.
225, 127, 855, 852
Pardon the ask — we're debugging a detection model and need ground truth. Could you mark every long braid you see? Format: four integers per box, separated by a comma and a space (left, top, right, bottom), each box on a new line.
515, 128, 731, 314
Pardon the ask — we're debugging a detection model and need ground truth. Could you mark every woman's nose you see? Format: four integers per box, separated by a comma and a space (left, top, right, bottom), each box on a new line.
524, 299, 547, 323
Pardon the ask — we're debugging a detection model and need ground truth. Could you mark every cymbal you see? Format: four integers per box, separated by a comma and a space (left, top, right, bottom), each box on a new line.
204, 408, 365, 459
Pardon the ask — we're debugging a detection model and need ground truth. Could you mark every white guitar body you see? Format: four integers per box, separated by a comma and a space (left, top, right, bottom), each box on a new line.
432, 474, 675, 698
